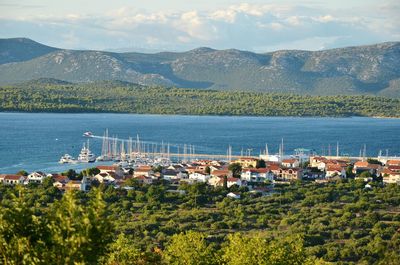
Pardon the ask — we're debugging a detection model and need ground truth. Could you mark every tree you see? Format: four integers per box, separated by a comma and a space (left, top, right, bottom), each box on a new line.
163, 231, 215, 265
346, 166, 355, 178
256, 159, 266, 168
62, 169, 78, 179
221, 233, 311, 265
228, 163, 242, 178
16, 170, 28, 176
205, 166, 211, 174
105, 233, 160, 265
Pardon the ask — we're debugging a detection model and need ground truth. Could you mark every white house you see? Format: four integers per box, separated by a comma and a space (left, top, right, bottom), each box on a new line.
27, 171, 47, 184
325, 164, 346, 178
94, 172, 117, 183
241, 168, 273, 182
282, 159, 300, 168
208, 176, 242, 188
382, 168, 400, 184
189, 172, 210, 183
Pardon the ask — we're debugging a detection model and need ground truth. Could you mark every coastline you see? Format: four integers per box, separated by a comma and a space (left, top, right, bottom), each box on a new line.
1, 110, 399, 119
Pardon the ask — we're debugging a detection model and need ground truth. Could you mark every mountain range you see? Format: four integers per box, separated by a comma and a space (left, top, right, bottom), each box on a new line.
1, 38, 399, 96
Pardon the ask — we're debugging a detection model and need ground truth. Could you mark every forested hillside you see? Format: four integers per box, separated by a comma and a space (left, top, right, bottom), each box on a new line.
1, 81, 399, 117
1, 180, 399, 264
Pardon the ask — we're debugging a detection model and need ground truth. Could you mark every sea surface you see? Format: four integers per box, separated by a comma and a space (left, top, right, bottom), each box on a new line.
0, 113, 399, 174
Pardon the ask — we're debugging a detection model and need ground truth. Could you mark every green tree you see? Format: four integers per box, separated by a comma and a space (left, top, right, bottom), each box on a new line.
228, 163, 242, 178
16, 170, 28, 176
222, 233, 311, 265
163, 231, 215, 265
256, 159, 266, 168
105, 233, 160, 265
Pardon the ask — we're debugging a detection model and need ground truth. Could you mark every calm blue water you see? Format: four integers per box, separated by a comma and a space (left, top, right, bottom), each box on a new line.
0, 113, 399, 174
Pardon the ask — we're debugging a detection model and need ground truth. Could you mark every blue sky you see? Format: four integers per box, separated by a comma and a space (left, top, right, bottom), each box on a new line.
0, 0, 399, 52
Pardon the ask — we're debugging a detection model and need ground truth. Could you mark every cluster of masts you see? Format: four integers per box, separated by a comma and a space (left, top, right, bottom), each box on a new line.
77, 129, 199, 165
60, 131, 397, 165
96, 129, 175, 164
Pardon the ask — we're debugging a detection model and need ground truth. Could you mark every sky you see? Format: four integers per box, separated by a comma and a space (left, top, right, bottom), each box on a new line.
0, 0, 399, 52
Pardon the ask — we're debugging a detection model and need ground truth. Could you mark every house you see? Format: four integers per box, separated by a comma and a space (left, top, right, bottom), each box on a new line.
0, 174, 25, 185
211, 169, 232, 178
208, 176, 242, 188
64, 177, 88, 191
282, 158, 299, 168
94, 172, 118, 183
386, 160, 400, 167
27, 171, 47, 183
309, 156, 329, 170
51, 174, 70, 189
241, 168, 273, 182
233, 157, 258, 168
303, 168, 325, 179
134, 166, 154, 178
189, 171, 210, 183
97, 165, 123, 177
266, 164, 281, 177
381, 168, 400, 184
167, 164, 187, 172
162, 169, 180, 181
277, 168, 303, 181
134, 175, 153, 184
353, 161, 381, 175
326, 164, 346, 178
226, 192, 241, 199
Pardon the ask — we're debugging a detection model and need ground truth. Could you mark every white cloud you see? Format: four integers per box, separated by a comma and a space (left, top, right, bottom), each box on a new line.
0, 2, 398, 52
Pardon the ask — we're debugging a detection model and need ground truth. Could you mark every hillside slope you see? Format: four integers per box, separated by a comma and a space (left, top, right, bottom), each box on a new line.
0, 38, 399, 96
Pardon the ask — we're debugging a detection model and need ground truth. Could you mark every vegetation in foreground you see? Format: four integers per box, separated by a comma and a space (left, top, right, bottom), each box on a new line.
0, 81, 400, 117
1, 179, 399, 264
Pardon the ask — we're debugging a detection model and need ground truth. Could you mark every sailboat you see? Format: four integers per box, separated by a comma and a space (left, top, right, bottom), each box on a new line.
96, 129, 113, 161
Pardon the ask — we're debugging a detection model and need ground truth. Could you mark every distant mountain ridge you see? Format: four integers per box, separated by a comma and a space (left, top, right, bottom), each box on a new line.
0, 38, 399, 96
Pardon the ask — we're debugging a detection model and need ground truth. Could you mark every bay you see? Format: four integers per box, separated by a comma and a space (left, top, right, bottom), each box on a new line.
0, 112, 399, 174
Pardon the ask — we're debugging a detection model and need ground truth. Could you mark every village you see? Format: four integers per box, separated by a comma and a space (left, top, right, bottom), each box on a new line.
1, 153, 400, 198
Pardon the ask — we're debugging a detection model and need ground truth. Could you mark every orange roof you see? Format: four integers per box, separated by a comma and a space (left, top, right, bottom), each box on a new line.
135, 166, 152, 172
327, 164, 344, 172
267, 164, 280, 171
97, 165, 118, 171
218, 177, 240, 183
282, 159, 297, 164
212, 170, 231, 176
243, 168, 269, 173
387, 160, 400, 166
354, 161, 369, 167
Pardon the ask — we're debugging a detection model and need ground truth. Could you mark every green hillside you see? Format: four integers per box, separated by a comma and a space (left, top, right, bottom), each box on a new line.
1, 81, 399, 117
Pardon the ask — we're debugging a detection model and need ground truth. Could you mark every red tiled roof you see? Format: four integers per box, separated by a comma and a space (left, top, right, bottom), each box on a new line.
2, 174, 23, 180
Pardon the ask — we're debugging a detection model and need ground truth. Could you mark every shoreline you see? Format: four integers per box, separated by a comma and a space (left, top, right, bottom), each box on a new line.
1, 111, 399, 119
